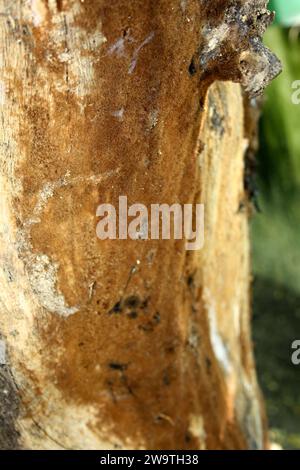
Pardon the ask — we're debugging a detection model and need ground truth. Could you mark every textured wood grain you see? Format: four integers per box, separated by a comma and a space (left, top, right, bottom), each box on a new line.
0, 0, 278, 449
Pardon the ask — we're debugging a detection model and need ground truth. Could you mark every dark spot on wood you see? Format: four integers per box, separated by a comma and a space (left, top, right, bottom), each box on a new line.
3, 265, 14, 283
188, 57, 197, 76
244, 153, 261, 212
22, 25, 29, 36
139, 323, 154, 333
140, 297, 149, 310
187, 274, 194, 288
153, 312, 161, 324
127, 311, 138, 319
199, 97, 205, 111
163, 370, 171, 386
56, 0, 63, 11
205, 356, 212, 372
120, 374, 134, 396
122, 27, 130, 37
139, 311, 160, 333
124, 295, 140, 309
209, 98, 225, 136
108, 362, 128, 372
165, 343, 176, 354
108, 301, 122, 314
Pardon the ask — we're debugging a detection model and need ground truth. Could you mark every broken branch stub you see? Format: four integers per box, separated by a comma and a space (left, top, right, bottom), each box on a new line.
198, 0, 282, 96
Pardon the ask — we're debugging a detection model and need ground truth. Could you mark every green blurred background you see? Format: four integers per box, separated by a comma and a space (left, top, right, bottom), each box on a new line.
252, 0, 300, 450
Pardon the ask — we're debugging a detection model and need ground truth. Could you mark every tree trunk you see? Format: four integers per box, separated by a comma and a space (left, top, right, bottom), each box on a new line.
0, 0, 280, 450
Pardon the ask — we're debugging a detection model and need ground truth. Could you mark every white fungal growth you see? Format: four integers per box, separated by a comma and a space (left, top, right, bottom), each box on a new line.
128, 32, 155, 74
111, 108, 125, 120
205, 289, 232, 374
108, 38, 126, 57
27, 254, 79, 317
202, 23, 229, 55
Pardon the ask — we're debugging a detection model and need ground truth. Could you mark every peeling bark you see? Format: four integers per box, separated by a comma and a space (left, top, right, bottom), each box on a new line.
0, 0, 279, 450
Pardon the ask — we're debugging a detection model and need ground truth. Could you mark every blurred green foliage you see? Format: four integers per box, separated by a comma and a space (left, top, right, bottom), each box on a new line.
259, 27, 300, 194
251, 25, 300, 450
269, 0, 300, 27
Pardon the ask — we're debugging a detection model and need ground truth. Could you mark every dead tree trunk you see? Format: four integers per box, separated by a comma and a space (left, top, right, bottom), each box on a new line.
0, 0, 280, 450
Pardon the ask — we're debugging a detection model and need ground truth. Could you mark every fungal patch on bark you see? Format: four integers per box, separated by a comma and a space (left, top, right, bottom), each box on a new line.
17, 170, 119, 317
198, 0, 282, 97
111, 108, 125, 120
108, 37, 128, 58
26, 253, 79, 317
128, 32, 155, 74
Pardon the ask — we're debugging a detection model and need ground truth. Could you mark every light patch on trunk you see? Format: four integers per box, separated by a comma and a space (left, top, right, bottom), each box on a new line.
52, 11, 107, 97
31, 0, 48, 26
15, 226, 79, 318
111, 108, 125, 120
29, 2, 107, 98
19, 395, 128, 450
202, 24, 229, 55
18, 170, 119, 316
27, 253, 79, 317
180, 0, 187, 13
24, 170, 119, 228
235, 371, 264, 450
188, 415, 206, 449
148, 109, 159, 130
232, 301, 241, 336
205, 289, 232, 375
